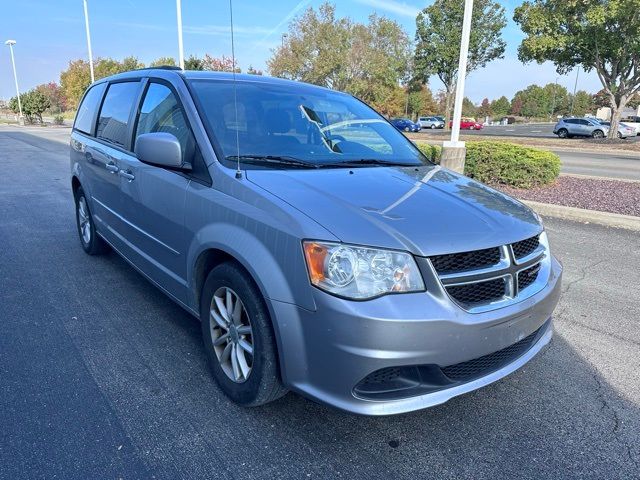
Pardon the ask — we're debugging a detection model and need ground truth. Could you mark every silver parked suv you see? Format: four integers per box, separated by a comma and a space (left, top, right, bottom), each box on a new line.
553, 117, 634, 139
71, 68, 562, 415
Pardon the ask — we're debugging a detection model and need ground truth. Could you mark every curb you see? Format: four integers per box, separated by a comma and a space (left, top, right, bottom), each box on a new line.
522, 200, 640, 231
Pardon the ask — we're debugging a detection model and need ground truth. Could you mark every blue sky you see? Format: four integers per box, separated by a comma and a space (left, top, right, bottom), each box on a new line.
0, 0, 601, 103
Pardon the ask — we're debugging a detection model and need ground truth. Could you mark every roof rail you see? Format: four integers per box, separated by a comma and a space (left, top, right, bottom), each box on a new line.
141, 65, 182, 71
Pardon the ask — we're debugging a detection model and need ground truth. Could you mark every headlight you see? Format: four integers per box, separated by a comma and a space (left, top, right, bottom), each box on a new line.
303, 241, 425, 300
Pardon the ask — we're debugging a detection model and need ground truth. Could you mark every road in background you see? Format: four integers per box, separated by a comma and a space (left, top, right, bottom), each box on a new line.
1, 126, 639, 479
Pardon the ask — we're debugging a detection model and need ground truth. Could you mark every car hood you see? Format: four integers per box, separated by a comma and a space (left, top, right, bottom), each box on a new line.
247, 165, 542, 256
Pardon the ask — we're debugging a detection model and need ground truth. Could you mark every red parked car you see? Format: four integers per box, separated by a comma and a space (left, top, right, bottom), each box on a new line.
449, 117, 483, 130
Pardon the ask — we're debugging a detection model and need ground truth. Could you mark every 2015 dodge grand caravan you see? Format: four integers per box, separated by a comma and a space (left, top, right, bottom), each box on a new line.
70, 67, 562, 415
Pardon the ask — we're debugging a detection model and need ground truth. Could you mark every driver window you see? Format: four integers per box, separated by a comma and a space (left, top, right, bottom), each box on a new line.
136, 82, 195, 163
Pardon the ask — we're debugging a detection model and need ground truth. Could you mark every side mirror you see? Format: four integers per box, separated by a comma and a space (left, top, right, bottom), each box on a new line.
135, 132, 191, 170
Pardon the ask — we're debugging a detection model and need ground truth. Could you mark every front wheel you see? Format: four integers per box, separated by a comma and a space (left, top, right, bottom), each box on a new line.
468, 125, 475, 130
200, 262, 287, 407
592, 129, 605, 139
75, 187, 109, 255
557, 128, 568, 139
404, 126, 410, 132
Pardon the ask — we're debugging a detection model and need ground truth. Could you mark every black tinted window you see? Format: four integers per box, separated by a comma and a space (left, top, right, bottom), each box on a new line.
135, 83, 195, 163
74, 83, 107, 135
96, 82, 140, 148
564, 119, 577, 124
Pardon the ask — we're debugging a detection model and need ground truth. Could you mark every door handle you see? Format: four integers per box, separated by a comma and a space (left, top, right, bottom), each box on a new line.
106, 162, 119, 173
118, 169, 135, 181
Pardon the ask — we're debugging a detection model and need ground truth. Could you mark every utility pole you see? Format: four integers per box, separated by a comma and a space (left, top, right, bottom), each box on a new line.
5, 40, 23, 122
176, 0, 185, 69
570, 67, 580, 115
440, 0, 473, 173
83, 0, 95, 82
550, 76, 559, 120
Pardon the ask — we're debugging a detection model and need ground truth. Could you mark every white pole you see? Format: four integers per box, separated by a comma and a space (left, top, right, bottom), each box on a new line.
176, 0, 185, 69
5, 41, 22, 119
83, 0, 95, 82
448, 0, 474, 146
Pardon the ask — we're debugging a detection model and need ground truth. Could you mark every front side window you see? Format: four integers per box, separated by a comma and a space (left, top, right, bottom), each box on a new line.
74, 83, 107, 135
96, 81, 140, 148
135, 82, 195, 163
189, 79, 427, 169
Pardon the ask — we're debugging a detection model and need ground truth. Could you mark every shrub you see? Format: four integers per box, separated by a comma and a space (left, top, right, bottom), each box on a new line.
416, 142, 442, 163
53, 115, 64, 125
416, 140, 560, 188
465, 141, 560, 188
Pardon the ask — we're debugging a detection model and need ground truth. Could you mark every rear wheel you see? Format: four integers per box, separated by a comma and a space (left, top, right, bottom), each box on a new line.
592, 129, 605, 139
200, 262, 287, 406
404, 126, 410, 132
74, 187, 109, 255
557, 128, 568, 139
468, 125, 475, 130
430, 124, 436, 129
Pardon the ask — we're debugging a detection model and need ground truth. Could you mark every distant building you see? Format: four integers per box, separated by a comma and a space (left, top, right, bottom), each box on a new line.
596, 105, 640, 120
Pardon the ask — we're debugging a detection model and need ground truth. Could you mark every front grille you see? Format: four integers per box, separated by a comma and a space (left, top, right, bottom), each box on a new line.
518, 263, 541, 290
442, 325, 542, 381
446, 277, 507, 307
512, 235, 540, 259
429, 247, 501, 274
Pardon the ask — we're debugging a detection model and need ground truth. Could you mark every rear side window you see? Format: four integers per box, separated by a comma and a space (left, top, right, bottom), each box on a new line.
74, 83, 107, 135
96, 81, 140, 148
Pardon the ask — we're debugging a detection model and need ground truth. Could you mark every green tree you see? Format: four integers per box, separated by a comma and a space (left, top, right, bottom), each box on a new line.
407, 83, 437, 118
246, 65, 263, 75
35, 82, 67, 113
414, 0, 507, 128
462, 97, 477, 118
267, 2, 411, 114
490, 95, 510, 118
150, 56, 177, 67
570, 90, 595, 116
511, 83, 569, 118
514, 0, 640, 138
184, 55, 205, 70
9, 89, 51, 123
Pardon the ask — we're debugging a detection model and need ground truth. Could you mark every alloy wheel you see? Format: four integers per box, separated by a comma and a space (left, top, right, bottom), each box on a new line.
209, 286, 254, 383
77, 197, 91, 244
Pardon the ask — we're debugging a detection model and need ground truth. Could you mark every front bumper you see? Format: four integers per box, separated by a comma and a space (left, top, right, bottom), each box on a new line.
271, 256, 562, 415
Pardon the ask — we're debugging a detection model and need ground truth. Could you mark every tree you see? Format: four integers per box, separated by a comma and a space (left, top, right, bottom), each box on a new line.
490, 95, 510, 118
9, 89, 51, 123
60, 57, 144, 109
414, 0, 506, 128
246, 65, 263, 75
184, 55, 205, 70
407, 83, 437, 118
510, 96, 523, 116
35, 82, 67, 113
150, 57, 177, 67
267, 3, 411, 114
462, 97, 477, 118
511, 83, 569, 118
477, 98, 491, 119
514, 0, 640, 138
203, 54, 240, 72
570, 90, 595, 116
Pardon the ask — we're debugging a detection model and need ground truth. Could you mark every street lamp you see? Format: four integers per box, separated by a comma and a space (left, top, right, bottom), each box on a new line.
82, 0, 95, 82
441, 0, 474, 173
176, 0, 185, 69
281, 33, 288, 48
570, 67, 580, 116
550, 76, 559, 119
4, 40, 23, 121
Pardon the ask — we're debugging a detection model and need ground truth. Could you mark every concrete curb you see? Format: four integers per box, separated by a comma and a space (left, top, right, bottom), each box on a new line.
522, 200, 640, 231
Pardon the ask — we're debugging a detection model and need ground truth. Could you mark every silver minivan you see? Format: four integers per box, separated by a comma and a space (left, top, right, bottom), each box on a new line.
71, 68, 562, 415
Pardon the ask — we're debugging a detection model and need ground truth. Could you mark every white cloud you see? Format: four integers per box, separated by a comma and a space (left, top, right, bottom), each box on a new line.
353, 0, 420, 18
259, 0, 313, 41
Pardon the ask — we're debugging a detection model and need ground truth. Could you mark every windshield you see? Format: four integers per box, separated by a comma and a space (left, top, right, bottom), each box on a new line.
189, 79, 426, 168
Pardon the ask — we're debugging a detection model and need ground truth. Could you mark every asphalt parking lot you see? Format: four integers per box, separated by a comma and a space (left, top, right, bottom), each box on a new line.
1, 126, 639, 479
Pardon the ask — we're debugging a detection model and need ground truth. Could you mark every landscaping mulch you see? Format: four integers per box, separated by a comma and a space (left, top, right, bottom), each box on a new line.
497, 175, 640, 217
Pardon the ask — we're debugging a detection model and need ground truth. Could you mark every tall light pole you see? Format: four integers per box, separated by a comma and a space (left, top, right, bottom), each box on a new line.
176, 0, 185, 69
281, 33, 288, 48
5, 40, 22, 121
82, 0, 95, 82
570, 67, 580, 115
441, 0, 473, 173
550, 76, 559, 119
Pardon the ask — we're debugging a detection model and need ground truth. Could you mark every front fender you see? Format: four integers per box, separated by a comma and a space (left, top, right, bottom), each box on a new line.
186, 222, 316, 312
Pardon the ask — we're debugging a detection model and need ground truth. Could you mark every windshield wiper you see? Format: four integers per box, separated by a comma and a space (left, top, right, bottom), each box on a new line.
226, 155, 319, 169
322, 159, 419, 168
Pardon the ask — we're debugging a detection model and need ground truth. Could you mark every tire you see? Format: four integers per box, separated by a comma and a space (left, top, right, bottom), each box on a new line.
557, 128, 568, 139
430, 124, 436, 129
468, 125, 475, 130
200, 262, 287, 407
74, 187, 109, 255
404, 126, 410, 132
592, 129, 604, 139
